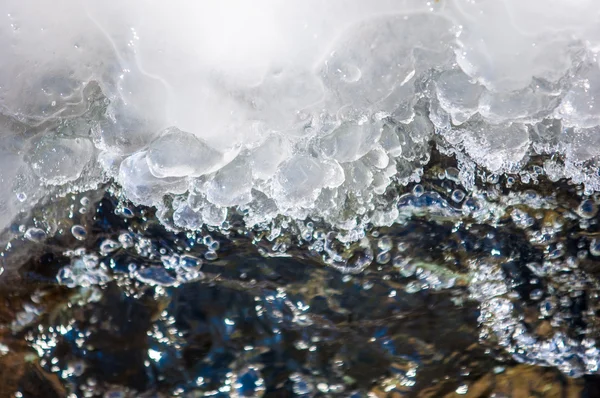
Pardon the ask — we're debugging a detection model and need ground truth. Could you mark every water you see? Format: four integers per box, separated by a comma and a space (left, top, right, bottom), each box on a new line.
0, 149, 599, 396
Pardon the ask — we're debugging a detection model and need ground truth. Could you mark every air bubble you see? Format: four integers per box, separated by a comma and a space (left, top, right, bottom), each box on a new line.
204, 251, 218, 261
24, 227, 46, 242
451, 189, 465, 203
99, 239, 120, 255
71, 225, 87, 240
376, 251, 391, 264
377, 236, 393, 252
118, 233, 134, 248
530, 289, 543, 301
578, 199, 598, 219
412, 184, 424, 197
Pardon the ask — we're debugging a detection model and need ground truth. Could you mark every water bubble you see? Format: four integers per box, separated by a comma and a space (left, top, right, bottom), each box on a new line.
290, 373, 313, 395
412, 184, 424, 197
376, 251, 391, 264
487, 174, 500, 184
530, 289, 543, 301
317, 383, 330, 393
71, 225, 87, 240
451, 189, 465, 203
445, 167, 460, 182
405, 281, 421, 293
393, 256, 417, 277
209, 240, 220, 251
578, 199, 598, 219
24, 227, 46, 242
16, 192, 27, 202
135, 267, 177, 286
99, 239, 120, 255
397, 242, 408, 252
540, 298, 556, 317
118, 232, 134, 248
179, 255, 201, 269
377, 236, 393, 252
204, 251, 218, 261
119, 206, 134, 218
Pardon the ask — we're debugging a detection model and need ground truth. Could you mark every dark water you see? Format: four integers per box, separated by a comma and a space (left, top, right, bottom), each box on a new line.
3, 152, 600, 397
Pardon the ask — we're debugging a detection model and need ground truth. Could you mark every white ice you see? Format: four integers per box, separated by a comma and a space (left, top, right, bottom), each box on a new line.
2, 0, 600, 232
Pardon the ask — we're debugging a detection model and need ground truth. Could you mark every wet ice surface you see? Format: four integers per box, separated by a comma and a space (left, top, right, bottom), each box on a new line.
1, 152, 600, 396
4, 0, 600, 236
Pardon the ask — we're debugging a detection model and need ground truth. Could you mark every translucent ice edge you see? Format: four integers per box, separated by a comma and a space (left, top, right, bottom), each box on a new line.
3, 0, 600, 235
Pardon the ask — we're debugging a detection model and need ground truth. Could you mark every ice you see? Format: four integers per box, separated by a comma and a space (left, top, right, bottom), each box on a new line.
147, 127, 225, 178
118, 151, 187, 206
319, 120, 383, 163
248, 134, 291, 180
440, 119, 530, 173
275, 155, 328, 206
28, 135, 94, 185
93, 103, 162, 156
3, 0, 600, 239
205, 156, 253, 207
435, 69, 484, 125
556, 62, 600, 128
321, 13, 453, 112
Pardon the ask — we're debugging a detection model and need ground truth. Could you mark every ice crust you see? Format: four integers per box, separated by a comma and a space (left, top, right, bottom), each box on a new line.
3, 0, 600, 231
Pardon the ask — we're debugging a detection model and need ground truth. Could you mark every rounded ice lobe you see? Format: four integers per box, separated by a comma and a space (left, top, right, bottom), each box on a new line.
275, 155, 327, 204
436, 69, 484, 125
320, 120, 383, 163
119, 151, 187, 206
147, 127, 225, 178
249, 134, 290, 180
205, 156, 252, 207
28, 135, 94, 185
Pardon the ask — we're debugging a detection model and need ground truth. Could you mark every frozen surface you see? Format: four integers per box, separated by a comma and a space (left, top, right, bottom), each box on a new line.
3, 0, 600, 232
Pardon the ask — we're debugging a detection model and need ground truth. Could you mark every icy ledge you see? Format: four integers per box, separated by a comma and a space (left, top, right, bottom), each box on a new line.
2, 0, 600, 235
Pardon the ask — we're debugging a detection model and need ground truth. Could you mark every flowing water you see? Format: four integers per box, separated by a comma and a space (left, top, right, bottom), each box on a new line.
1, 150, 600, 397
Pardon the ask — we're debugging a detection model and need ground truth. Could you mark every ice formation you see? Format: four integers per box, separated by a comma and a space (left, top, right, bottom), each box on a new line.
3, 0, 600, 233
